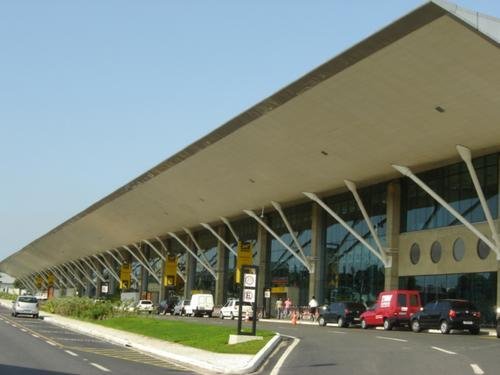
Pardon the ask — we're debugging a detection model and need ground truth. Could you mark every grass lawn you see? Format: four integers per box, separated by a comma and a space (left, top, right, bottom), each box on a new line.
95, 316, 275, 354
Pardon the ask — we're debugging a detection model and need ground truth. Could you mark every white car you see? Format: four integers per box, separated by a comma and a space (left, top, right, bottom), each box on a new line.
219, 299, 253, 320
12, 295, 39, 318
135, 299, 154, 313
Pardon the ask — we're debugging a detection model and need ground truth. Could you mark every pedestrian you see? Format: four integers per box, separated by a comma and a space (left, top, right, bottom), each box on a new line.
308, 296, 318, 321
275, 298, 283, 319
284, 297, 292, 318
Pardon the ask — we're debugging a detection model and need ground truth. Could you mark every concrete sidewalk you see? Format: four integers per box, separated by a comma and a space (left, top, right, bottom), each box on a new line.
0, 299, 280, 374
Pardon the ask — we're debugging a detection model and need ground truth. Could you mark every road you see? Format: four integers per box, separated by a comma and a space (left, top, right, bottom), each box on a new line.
0, 305, 193, 375
157, 314, 500, 375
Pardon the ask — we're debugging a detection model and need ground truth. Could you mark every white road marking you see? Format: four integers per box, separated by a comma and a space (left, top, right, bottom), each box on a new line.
64, 350, 78, 357
270, 335, 300, 375
431, 346, 456, 355
31, 334, 40, 338
21, 329, 27, 332
90, 362, 111, 372
46, 340, 57, 346
376, 336, 408, 342
329, 331, 347, 334
470, 364, 484, 374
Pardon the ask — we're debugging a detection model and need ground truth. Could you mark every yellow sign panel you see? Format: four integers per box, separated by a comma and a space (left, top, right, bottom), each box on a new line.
120, 263, 131, 289
35, 275, 43, 289
236, 241, 253, 283
163, 256, 177, 286
47, 273, 54, 286
271, 287, 286, 293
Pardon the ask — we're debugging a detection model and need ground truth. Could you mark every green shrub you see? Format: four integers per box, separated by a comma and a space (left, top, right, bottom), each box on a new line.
41, 297, 115, 320
0, 292, 17, 301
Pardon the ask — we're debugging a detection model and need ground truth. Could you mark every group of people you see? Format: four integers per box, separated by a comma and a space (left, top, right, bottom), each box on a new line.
275, 296, 319, 321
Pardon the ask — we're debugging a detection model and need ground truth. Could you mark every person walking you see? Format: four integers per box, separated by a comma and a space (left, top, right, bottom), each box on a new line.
284, 297, 292, 318
275, 298, 283, 319
308, 296, 318, 321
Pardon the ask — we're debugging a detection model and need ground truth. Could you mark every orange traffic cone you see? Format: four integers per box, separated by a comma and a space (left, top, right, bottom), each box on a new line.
291, 310, 297, 325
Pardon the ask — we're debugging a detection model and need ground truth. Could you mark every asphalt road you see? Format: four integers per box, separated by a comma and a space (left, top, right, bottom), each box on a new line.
0, 306, 194, 375
157, 313, 500, 375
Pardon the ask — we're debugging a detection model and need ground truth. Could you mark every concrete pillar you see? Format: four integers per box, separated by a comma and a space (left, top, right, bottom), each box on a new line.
257, 218, 269, 315
184, 237, 196, 299
159, 257, 166, 302
309, 202, 325, 303
95, 263, 103, 298
385, 180, 401, 291
139, 246, 150, 297
215, 225, 227, 306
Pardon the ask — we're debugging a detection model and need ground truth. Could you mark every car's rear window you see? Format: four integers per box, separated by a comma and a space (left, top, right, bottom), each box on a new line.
397, 294, 407, 307
451, 301, 477, 310
346, 303, 365, 310
409, 294, 419, 306
140, 301, 152, 304
18, 297, 38, 303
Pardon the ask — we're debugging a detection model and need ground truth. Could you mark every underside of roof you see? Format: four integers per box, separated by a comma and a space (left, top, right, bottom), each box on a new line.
2, 1, 500, 277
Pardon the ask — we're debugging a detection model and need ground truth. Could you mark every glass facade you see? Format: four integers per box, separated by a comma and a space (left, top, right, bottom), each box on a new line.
323, 184, 386, 306
401, 154, 498, 232
224, 218, 258, 300
193, 231, 217, 293
267, 203, 312, 307
399, 272, 497, 325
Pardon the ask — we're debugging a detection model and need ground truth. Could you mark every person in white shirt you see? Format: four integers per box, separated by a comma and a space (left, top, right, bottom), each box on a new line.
308, 296, 318, 321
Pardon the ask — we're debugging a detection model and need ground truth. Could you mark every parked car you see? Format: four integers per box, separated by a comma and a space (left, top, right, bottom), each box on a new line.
12, 295, 39, 318
189, 294, 214, 317
410, 299, 481, 334
135, 299, 154, 314
173, 299, 191, 316
157, 296, 179, 315
318, 301, 366, 327
360, 289, 421, 330
219, 298, 253, 320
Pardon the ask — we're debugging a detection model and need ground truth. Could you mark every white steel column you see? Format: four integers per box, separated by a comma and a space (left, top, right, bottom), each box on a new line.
201, 223, 237, 256
60, 264, 87, 288
393, 164, 500, 260
143, 239, 166, 261
303, 192, 391, 267
221, 217, 239, 242
271, 201, 309, 264
457, 145, 500, 248
106, 250, 139, 283
168, 232, 217, 279
70, 261, 97, 287
50, 266, 74, 288
122, 245, 161, 284
183, 228, 215, 274
244, 209, 313, 273
93, 255, 121, 283
81, 258, 106, 282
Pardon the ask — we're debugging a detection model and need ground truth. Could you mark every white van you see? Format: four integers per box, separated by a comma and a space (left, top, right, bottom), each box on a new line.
189, 293, 214, 317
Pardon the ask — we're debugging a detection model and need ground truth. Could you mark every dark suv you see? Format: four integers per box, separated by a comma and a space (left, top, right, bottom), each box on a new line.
157, 296, 179, 315
318, 302, 366, 328
410, 299, 481, 334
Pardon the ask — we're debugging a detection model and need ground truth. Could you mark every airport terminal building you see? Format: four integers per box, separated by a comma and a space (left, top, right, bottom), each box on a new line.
2, 1, 500, 324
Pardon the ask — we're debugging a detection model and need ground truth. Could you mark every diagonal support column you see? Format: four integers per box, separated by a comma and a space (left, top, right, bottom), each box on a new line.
70, 261, 97, 287
60, 264, 87, 289
106, 250, 139, 283
50, 266, 74, 288
393, 164, 500, 260
345, 180, 389, 259
221, 217, 239, 242
303, 192, 391, 267
201, 223, 237, 256
81, 257, 106, 282
143, 239, 166, 261
183, 228, 216, 273
271, 201, 310, 265
57, 265, 85, 289
457, 145, 500, 249
155, 237, 187, 282
123, 245, 161, 284
93, 255, 121, 284
244, 209, 313, 273
168, 232, 217, 279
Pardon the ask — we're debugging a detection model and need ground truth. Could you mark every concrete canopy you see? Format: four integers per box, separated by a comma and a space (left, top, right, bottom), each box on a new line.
2, 1, 500, 278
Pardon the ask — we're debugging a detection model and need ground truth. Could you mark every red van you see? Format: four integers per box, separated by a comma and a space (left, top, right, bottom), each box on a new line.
360, 290, 422, 330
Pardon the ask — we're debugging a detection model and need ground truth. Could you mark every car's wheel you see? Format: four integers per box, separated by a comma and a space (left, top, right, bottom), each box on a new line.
219, 311, 224, 319
148, 311, 152, 314
411, 319, 421, 333
13, 312, 17, 317
34, 314, 39, 319
338, 317, 346, 328
318, 316, 326, 326
469, 328, 480, 335
440, 320, 450, 334
383, 319, 393, 331
361, 319, 368, 329
181, 309, 185, 316
230, 313, 235, 320
496, 322, 500, 338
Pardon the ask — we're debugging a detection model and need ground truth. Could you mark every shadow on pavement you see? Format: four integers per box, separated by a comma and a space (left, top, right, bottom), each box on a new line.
0, 365, 76, 375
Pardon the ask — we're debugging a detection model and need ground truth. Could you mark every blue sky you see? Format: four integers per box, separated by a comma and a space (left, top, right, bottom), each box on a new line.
1, 0, 499, 263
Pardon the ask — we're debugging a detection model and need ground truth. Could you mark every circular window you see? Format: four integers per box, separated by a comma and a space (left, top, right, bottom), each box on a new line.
430, 241, 442, 263
410, 243, 420, 265
477, 239, 490, 260
452, 238, 465, 262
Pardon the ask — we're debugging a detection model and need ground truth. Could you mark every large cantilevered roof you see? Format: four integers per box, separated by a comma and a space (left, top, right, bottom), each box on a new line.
2, 1, 500, 277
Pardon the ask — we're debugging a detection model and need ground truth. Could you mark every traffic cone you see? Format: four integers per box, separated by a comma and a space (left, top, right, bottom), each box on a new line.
291, 310, 297, 325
